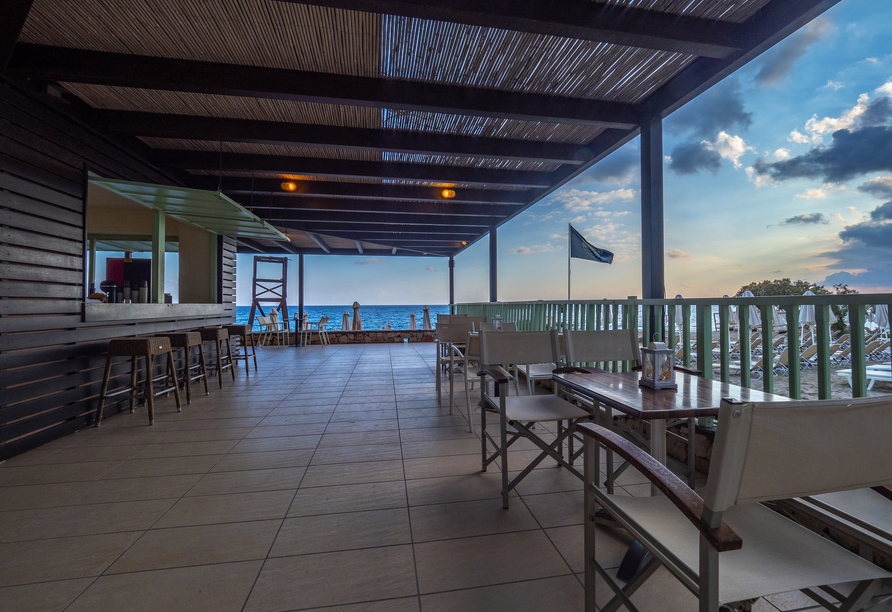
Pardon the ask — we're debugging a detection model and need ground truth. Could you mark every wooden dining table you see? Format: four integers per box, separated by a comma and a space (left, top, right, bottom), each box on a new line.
553, 369, 791, 493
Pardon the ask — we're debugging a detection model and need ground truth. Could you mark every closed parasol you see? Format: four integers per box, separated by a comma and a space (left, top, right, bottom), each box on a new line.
352, 302, 362, 330
341, 310, 350, 331
422, 305, 432, 330
741, 291, 761, 328
674, 295, 684, 328
877, 304, 889, 333
409, 312, 417, 330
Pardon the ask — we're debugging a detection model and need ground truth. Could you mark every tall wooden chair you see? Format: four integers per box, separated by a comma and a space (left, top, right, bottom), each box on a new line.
157, 331, 209, 404
199, 328, 236, 388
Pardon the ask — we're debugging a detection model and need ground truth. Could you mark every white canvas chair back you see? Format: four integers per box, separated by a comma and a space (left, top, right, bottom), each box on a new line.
501, 321, 517, 332
704, 396, 892, 514
478, 330, 559, 370
436, 321, 474, 344
467, 316, 488, 331
564, 328, 639, 365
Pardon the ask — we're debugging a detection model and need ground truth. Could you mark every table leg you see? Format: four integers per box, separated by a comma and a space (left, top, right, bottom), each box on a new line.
649, 419, 666, 496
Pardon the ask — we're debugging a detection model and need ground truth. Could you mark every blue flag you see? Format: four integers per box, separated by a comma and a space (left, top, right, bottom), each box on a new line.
569, 225, 613, 264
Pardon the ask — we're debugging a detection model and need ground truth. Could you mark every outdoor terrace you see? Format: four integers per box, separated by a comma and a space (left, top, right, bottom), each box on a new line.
1, 343, 889, 611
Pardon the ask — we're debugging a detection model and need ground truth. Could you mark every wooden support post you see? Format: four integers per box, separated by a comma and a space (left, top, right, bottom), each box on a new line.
849, 304, 867, 398
298, 253, 304, 333
696, 304, 712, 380
88, 237, 97, 292
760, 305, 773, 394
640, 115, 665, 302
151, 209, 165, 303
719, 304, 730, 383
682, 305, 692, 368
739, 303, 751, 388
815, 305, 832, 399
449, 255, 455, 314
489, 226, 497, 303
786, 306, 801, 399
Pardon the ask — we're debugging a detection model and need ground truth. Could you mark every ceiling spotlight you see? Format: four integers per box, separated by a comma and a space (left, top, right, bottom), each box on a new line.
441, 189, 456, 199
281, 181, 297, 192
461, 241, 467, 246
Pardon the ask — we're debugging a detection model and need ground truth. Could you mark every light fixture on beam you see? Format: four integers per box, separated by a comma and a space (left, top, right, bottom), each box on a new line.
461, 241, 467, 246
441, 189, 456, 199
281, 181, 297, 192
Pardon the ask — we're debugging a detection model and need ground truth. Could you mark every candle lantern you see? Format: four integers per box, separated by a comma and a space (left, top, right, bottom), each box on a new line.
639, 341, 677, 390
492, 314, 503, 331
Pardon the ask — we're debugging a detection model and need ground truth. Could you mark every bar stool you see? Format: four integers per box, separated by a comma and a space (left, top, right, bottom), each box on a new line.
199, 328, 236, 388
96, 336, 182, 426
157, 332, 210, 403
224, 324, 258, 373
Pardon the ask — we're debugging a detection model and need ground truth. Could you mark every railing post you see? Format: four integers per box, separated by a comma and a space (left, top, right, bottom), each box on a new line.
719, 303, 730, 383
667, 303, 676, 349
682, 305, 692, 368
849, 304, 867, 398
738, 302, 751, 388
612, 304, 620, 372
696, 304, 712, 380
786, 306, 801, 399
760, 305, 774, 394
815, 304, 832, 399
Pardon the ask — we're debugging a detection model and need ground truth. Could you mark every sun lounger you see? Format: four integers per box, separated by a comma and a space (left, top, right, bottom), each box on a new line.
836, 367, 892, 390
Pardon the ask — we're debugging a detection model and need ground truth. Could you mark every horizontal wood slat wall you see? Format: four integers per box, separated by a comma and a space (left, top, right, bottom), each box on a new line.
0, 80, 237, 460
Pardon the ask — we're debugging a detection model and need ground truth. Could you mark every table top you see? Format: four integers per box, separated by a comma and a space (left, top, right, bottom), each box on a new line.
554, 370, 791, 419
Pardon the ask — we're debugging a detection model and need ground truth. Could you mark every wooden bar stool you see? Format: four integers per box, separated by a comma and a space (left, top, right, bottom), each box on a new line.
199, 328, 236, 388
96, 336, 182, 426
157, 332, 210, 404
224, 324, 258, 373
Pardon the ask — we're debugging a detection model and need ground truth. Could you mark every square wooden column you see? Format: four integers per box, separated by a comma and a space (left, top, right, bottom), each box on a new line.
640, 115, 665, 301
489, 227, 497, 303
449, 255, 455, 314
151, 209, 165, 303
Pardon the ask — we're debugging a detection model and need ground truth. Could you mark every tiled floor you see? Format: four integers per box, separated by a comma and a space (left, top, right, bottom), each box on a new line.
0, 344, 884, 611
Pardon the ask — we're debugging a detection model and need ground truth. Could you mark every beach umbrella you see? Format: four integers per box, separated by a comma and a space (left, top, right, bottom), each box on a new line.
422, 305, 432, 330
341, 310, 350, 331
799, 291, 816, 328
352, 301, 363, 330
674, 295, 684, 328
269, 308, 279, 329
385, 323, 392, 330
741, 291, 761, 328
409, 312, 417, 330
878, 304, 889, 333
772, 305, 785, 330
725, 296, 739, 326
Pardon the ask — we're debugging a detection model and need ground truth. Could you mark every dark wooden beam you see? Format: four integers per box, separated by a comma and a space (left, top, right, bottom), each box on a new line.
0, 1, 33, 71
9, 44, 640, 128
239, 246, 449, 257
286, 0, 741, 59
275, 224, 480, 240
255, 209, 497, 227
188, 177, 529, 205
238, 198, 522, 218
489, 225, 497, 302
238, 238, 266, 253
94, 110, 590, 165
640, 115, 664, 301
306, 232, 330, 254
159, 150, 552, 188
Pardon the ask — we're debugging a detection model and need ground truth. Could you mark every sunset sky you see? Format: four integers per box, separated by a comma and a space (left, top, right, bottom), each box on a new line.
237, 0, 892, 306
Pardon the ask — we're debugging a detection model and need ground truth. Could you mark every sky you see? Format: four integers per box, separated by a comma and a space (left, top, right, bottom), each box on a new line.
237, 0, 892, 306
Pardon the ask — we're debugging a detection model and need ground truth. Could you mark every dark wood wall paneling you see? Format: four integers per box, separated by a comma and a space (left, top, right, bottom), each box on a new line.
0, 80, 237, 460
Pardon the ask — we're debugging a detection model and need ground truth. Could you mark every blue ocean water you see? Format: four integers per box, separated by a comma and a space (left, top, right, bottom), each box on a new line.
236, 304, 450, 332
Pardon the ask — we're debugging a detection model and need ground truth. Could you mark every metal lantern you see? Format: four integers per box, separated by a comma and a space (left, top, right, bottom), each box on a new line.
639, 341, 677, 390
492, 314, 503, 331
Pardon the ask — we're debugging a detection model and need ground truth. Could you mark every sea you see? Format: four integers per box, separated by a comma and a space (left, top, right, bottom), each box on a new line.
235, 304, 450, 332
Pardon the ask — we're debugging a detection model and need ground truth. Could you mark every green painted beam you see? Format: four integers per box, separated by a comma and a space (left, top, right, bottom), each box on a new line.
719, 304, 730, 383
696, 304, 711, 380
760, 305, 773, 394
816, 305, 832, 399
786, 306, 801, 399
151, 209, 165, 304
849, 304, 867, 398
739, 303, 751, 388
682, 305, 692, 368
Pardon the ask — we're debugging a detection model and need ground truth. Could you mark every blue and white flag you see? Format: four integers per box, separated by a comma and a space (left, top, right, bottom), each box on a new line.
569, 225, 613, 264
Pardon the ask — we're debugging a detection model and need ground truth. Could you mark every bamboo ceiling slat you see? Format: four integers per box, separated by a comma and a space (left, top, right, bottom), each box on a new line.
23, 0, 380, 77
381, 16, 695, 103
381, 153, 558, 172
61, 85, 382, 129
140, 138, 385, 162
591, 0, 771, 24
193, 170, 526, 191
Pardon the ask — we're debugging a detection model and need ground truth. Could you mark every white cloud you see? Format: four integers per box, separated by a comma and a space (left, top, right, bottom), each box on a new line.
570, 216, 586, 224
877, 79, 892, 96
796, 188, 828, 199
355, 257, 385, 265
667, 249, 693, 259
550, 188, 636, 213
788, 130, 810, 144
549, 233, 563, 240
797, 93, 871, 144
774, 148, 791, 160
513, 243, 559, 255
821, 80, 844, 91
746, 166, 773, 188
702, 132, 754, 169
863, 57, 881, 65
425, 266, 437, 272
831, 213, 845, 222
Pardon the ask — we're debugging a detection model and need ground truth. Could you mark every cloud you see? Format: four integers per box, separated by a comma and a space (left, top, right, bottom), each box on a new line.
513, 243, 559, 255
703, 132, 754, 169
666, 249, 693, 258
355, 257, 385, 265
754, 17, 834, 87
668, 141, 722, 175
668, 78, 753, 139
774, 148, 791, 160
878, 79, 892, 96
869, 202, 892, 221
818, 199, 892, 290
570, 216, 586, 224
822, 80, 844, 91
550, 188, 636, 213
780, 213, 828, 225
795, 188, 828, 199
585, 147, 640, 186
425, 266, 437, 272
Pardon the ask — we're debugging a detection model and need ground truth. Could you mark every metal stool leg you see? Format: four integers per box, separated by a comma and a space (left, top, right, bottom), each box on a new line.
249, 334, 258, 370
129, 355, 138, 413
198, 345, 210, 395
214, 339, 224, 388
226, 339, 236, 380
167, 349, 182, 411
145, 355, 155, 425
182, 346, 192, 404
95, 354, 113, 427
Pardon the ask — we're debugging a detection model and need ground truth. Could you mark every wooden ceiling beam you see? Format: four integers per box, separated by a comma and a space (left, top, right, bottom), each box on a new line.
157, 150, 551, 188
305, 232, 330, 254
285, 0, 741, 58
8, 44, 640, 128
94, 110, 591, 165
0, 1, 33, 70
238, 198, 523, 218
255, 209, 497, 227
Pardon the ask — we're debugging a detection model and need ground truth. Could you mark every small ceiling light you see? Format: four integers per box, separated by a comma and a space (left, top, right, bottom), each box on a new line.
441, 189, 456, 199
281, 181, 297, 192
461, 241, 467, 246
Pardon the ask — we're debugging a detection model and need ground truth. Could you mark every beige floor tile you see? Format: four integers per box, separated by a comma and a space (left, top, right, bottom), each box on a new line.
0, 482, 87, 511
545, 523, 634, 573
26, 445, 154, 465
178, 417, 263, 430
0, 578, 93, 612
3, 498, 176, 542
0, 531, 141, 586
101, 454, 222, 479
161, 427, 254, 443
244, 545, 417, 611
58, 474, 202, 506
401, 438, 480, 459
410, 498, 539, 542
331, 409, 398, 421
405, 473, 513, 506
187, 467, 305, 496
318, 430, 402, 448
136, 439, 238, 458
420, 575, 583, 611
522, 490, 585, 528
310, 443, 403, 465
335, 401, 397, 411
154, 489, 295, 528
398, 416, 470, 430
289, 481, 407, 517
256, 416, 331, 430
230, 435, 322, 454
210, 449, 314, 473
108, 520, 281, 573
399, 427, 476, 443
301, 459, 405, 488
0, 509, 41, 539
67, 560, 263, 612
271, 508, 411, 556
403, 454, 481, 480
511, 466, 584, 495
414, 530, 570, 593
246, 424, 327, 439
301, 598, 419, 612
593, 565, 698, 612
0, 462, 121, 487
327, 419, 400, 433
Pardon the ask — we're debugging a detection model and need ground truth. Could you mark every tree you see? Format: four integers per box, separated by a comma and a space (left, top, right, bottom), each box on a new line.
735, 279, 857, 332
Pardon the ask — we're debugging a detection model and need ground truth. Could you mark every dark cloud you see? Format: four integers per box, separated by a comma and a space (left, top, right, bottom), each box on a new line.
781, 213, 827, 225
753, 125, 892, 183
858, 96, 892, 127
857, 177, 892, 199
839, 220, 892, 247
668, 78, 753, 138
819, 240, 892, 290
668, 142, 721, 175
870, 202, 892, 220
586, 147, 639, 184
754, 18, 834, 87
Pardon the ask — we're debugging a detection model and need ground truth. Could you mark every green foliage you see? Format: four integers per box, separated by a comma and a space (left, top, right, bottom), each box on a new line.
735, 279, 858, 332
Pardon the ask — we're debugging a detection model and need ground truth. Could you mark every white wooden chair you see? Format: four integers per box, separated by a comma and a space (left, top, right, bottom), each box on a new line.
301, 316, 330, 346
435, 321, 475, 420
256, 315, 273, 346
478, 329, 592, 509
578, 396, 892, 612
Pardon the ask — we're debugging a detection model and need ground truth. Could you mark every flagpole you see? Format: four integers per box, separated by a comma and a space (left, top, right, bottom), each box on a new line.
567, 224, 571, 301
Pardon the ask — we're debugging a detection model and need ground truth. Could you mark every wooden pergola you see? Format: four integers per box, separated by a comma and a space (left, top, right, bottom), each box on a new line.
3, 0, 841, 301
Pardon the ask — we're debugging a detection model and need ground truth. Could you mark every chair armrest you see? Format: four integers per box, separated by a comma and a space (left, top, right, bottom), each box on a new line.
872, 486, 892, 502
477, 368, 510, 384
553, 366, 606, 375
576, 422, 742, 553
